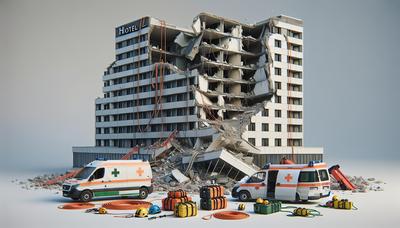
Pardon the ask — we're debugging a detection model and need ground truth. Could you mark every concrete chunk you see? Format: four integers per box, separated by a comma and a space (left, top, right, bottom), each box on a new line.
171, 169, 190, 183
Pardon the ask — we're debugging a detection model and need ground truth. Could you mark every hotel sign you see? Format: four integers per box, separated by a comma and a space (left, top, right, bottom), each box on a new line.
115, 17, 149, 37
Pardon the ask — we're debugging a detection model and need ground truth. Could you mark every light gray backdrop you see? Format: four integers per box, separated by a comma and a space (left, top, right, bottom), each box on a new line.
1, 0, 399, 171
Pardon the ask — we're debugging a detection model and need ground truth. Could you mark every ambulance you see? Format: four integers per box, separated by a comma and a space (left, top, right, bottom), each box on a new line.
232, 161, 331, 202
62, 160, 153, 202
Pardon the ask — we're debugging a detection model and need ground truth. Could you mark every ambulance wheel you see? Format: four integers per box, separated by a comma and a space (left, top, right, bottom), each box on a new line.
80, 190, 93, 202
238, 191, 251, 202
138, 187, 148, 199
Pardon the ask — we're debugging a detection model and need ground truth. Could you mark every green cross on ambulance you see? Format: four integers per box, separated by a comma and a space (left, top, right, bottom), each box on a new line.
62, 160, 153, 202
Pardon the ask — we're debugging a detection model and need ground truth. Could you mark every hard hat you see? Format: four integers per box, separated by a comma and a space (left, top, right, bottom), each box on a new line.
332, 195, 339, 201
256, 198, 264, 204
135, 207, 149, 218
262, 200, 269, 205
238, 203, 245, 211
98, 207, 107, 214
148, 205, 161, 214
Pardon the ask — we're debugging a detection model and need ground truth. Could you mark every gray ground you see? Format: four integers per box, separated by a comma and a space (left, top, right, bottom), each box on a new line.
1, 160, 399, 228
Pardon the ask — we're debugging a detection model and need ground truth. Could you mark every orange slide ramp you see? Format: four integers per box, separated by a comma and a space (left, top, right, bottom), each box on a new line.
328, 165, 356, 190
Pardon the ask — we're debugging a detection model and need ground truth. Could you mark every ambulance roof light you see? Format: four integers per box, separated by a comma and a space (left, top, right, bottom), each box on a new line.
96, 157, 107, 161
308, 161, 316, 167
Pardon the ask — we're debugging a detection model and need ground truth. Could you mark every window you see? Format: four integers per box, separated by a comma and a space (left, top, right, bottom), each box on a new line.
247, 172, 266, 183
275, 138, 282, 146
275, 110, 281, 118
298, 171, 319, 182
318, 170, 329, 181
274, 54, 281, 62
275, 39, 281, 48
274, 82, 281, 90
262, 138, 269, 146
274, 67, 281, 76
272, 26, 281, 34
248, 123, 256, 131
262, 109, 269, 117
248, 138, 256, 146
275, 96, 281, 103
262, 123, 269, 132
274, 124, 281, 132
91, 168, 105, 180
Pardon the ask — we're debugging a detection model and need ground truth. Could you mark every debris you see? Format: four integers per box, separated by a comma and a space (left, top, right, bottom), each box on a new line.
330, 175, 385, 192
329, 165, 356, 190
171, 169, 190, 184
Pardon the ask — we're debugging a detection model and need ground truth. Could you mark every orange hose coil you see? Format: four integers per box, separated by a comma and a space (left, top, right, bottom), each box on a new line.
102, 200, 152, 210
58, 202, 95, 210
202, 211, 250, 220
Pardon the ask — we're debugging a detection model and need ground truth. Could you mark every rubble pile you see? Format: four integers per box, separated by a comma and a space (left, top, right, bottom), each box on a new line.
151, 151, 235, 194
13, 173, 63, 191
330, 175, 385, 192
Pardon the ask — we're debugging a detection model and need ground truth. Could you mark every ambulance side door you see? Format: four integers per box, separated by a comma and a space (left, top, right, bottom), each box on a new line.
107, 166, 125, 191
88, 167, 106, 191
275, 170, 300, 201
244, 171, 267, 199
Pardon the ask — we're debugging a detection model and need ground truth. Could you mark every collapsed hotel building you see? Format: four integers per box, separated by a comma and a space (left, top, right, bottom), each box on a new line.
73, 13, 323, 179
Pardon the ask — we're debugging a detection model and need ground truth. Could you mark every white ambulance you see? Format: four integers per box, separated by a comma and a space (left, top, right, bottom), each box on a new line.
62, 160, 153, 202
232, 161, 331, 202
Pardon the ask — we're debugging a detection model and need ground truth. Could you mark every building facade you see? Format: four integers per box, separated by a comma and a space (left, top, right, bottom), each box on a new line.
73, 13, 323, 167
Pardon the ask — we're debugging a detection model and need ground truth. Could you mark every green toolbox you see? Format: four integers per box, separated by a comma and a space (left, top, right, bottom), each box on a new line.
254, 201, 282, 215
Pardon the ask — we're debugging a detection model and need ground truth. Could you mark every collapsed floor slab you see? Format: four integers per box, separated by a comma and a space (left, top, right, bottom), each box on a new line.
182, 149, 258, 180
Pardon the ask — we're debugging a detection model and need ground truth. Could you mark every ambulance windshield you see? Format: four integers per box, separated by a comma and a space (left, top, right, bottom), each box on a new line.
75, 167, 96, 180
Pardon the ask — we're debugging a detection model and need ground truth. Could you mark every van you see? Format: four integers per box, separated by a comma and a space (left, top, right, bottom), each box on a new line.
62, 160, 153, 202
232, 161, 330, 202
